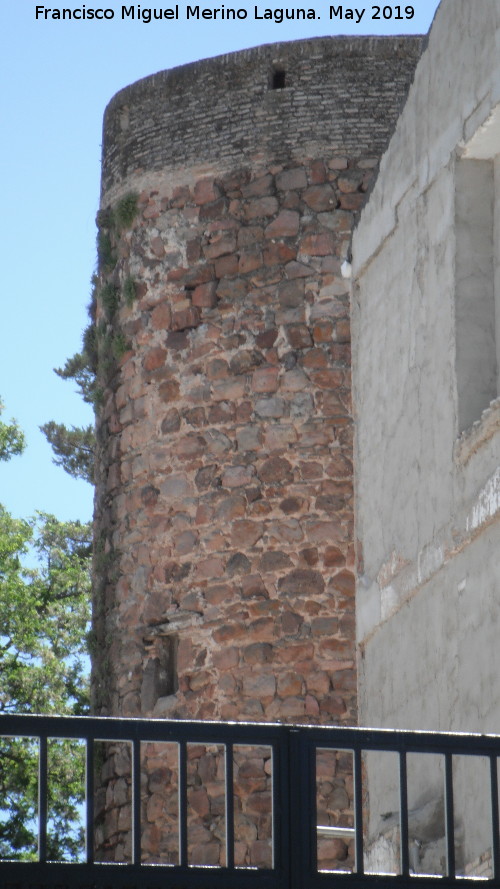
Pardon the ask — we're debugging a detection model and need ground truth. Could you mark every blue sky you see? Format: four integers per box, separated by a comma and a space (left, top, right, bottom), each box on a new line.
0, 0, 440, 525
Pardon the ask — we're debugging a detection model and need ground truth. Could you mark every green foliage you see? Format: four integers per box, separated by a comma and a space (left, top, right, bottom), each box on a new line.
100, 282, 120, 322
0, 508, 91, 860
123, 275, 137, 306
113, 191, 138, 231
54, 351, 96, 406
0, 401, 26, 462
39, 421, 94, 484
96, 229, 114, 272
112, 331, 130, 360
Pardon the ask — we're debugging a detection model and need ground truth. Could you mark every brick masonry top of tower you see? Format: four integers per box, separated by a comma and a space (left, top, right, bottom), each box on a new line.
101, 36, 423, 196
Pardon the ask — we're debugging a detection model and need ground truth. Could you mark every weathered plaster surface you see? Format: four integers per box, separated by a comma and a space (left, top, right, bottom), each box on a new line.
352, 0, 500, 867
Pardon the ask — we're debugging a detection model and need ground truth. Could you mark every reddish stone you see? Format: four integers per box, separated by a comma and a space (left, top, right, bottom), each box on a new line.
299, 232, 334, 256
143, 348, 167, 372
215, 253, 239, 277
278, 672, 303, 696
285, 324, 313, 349
278, 569, 325, 596
324, 546, 345, 568
311, 617, 339, 636
307, 520, 344, 544
331, 570, 355, 595
239, 250, 262, 274
151, 302, 172, 330
171, 306, 201, 331
259, 551, 292, 572
263, 242, 296, 266
264, 210, 300, 238
313, 321, 334, 343
241, 173, 274, 197
305, 694, 320, 716
213, 623, 246, 643
186, 238, 201, 263
280, 496, 304, 514
258, 456, 293, 484
195, 557, 224, 580
339, 193, 365, 211
301, 348, 328, 369
243, 642, 273, 665
244, 197, 279, 220
309, 160, 327, 183
185, 264, 214, 286
252, 367, 279, 394
242, 673, 276, 699
255, 328, 278, 348
285, 261, 311, 279
337, 171, 364, 193
216, 277, 247, 301
281, 611, 303, 634
302, 184, 337, 212
320, 695, 347, 717
199, 197, 228, 220
150, 236, 165, 258
279, 279, 305, 307
190, 281, 217, 308
204, 234, 237, 260
231, 520, 264, 548
221, 465, 255, 489
328, 157, 348, 170
194, 178, 220, 205
301, 547, 319, 566
241, 575, 269, 599
276, 168, 307, 191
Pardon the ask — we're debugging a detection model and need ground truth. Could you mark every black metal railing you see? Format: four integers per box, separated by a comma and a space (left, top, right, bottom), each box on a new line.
1, 713, 500, 889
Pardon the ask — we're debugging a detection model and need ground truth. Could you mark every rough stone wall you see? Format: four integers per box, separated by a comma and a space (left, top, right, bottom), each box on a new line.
351, 0, 500, 873
92, 36, 422, 865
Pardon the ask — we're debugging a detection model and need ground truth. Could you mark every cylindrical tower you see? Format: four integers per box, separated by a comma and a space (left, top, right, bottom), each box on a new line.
91, 36, 421, 864
93, 36, 421, 723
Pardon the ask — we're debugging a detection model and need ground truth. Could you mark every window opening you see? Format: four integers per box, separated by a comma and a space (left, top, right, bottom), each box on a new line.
270, 69, 286, 90
455, 156, 498, 432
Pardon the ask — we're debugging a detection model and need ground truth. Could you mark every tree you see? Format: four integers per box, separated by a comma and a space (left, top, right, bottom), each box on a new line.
39, 420, 94, 484
0, 400, 25, 462
0, 406, 92, 861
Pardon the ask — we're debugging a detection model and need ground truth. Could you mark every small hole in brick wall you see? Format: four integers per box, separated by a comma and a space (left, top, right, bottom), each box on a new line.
271, 69, 286, 90
163, 634, 178, 696
185, 285, 195, 295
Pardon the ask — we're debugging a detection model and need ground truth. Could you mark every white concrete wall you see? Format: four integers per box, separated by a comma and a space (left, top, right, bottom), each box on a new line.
352, 0, 500, 870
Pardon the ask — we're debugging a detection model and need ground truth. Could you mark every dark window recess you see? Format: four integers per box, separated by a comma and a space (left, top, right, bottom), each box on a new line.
141, 635, 178, 710
271, 69, 286, 90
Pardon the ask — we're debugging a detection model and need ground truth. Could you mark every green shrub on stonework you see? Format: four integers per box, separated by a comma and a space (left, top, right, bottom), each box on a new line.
100, 282, 119, 322
123, 276, 136, 306
113, 192, 138, 232
112, 332, 130, 360
82, 324, 98, 373
96, 229, 114, 272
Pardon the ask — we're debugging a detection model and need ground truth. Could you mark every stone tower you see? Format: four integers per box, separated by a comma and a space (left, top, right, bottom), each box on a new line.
92, 37, 422, 726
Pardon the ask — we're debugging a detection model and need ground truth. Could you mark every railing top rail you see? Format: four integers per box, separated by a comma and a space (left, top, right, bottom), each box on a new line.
1, 712, 500, 755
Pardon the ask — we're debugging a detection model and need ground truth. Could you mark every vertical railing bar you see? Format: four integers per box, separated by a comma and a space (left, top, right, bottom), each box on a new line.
354, 745, 364, 875
86, 736, 95, 865
490, 755, 500, 880
132, 737, 141, 866
225, 741, 234, 870
444, 752, 456, 879
179, 739, 188, 868
38, 734, 48, 864
399, 751, 410, 876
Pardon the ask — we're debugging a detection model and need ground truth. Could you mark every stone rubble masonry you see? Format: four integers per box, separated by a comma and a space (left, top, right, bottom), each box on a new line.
92, 36, 422, 864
